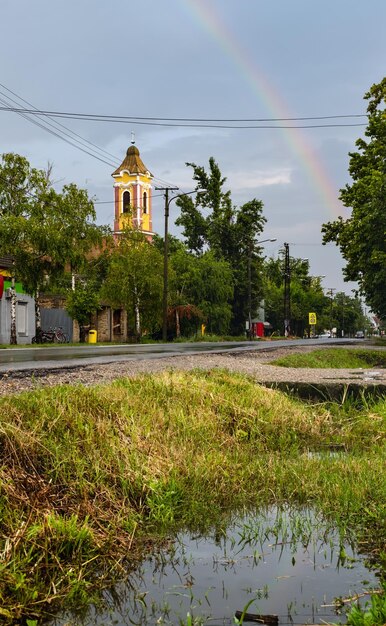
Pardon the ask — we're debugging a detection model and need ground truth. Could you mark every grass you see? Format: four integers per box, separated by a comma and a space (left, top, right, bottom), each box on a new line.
0, 369, 385, 623
270, 347, 386, 369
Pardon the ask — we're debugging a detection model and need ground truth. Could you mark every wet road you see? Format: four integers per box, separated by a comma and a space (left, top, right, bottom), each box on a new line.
0, 338, 357, 373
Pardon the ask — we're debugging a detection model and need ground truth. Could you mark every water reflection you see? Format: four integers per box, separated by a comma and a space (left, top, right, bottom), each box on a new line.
52, 508, 378, 626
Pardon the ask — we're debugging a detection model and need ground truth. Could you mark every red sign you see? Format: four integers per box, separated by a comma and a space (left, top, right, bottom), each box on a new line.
0, 275, 4, 299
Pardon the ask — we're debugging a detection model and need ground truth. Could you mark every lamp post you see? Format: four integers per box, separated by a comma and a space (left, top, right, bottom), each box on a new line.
155, 187, 204, 342
247, 237, 277, 340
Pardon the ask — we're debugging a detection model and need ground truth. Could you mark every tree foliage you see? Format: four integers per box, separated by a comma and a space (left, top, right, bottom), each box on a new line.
175, 158, 266, 333
66, 281, 101, 341
165, 245, 234, 337
0, 153, 108, 335
322, 78, 386, 319
101, 230, 163, 340
263, 253, 365, 336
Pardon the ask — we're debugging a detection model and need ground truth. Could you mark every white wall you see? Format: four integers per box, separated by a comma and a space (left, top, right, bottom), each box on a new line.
0, 293, 35, 344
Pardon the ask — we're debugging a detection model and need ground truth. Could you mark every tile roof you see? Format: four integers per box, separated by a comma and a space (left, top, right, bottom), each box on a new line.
112, 145, 153, 177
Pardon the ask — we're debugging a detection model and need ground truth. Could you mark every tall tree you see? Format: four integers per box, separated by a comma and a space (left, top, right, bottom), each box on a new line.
153, 237, 234, 337
0, 153, 107, 342
322, 78, 386, 320
175, 158, 266, 334
172, 250, 234, 335
0, 153, 50, 343
101, 230, 163, 341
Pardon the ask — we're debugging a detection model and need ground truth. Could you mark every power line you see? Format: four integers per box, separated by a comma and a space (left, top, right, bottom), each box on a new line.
0, 85, 181, 189
93, 192, 168, 204
0, 105, 367, 129
0, 97, 116, 168
0, 83, 121, 165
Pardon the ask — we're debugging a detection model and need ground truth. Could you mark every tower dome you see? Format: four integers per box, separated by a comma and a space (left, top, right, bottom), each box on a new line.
112, 144, 152, 177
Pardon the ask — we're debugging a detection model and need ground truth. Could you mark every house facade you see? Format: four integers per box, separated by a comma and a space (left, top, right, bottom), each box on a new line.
0, 256, 35, 344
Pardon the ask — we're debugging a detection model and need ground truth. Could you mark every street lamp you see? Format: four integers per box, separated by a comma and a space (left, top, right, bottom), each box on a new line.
247, 237, 277, 340
155, 187, 205, 342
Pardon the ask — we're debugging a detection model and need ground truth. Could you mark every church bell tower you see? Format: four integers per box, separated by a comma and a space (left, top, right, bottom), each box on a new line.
112, 142, 154, 238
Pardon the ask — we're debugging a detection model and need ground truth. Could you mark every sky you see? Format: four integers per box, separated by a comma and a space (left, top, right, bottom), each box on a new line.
1, 0, 385, 297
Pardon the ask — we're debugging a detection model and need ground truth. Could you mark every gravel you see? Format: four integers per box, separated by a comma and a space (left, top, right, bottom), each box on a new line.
1, 344, 386, 396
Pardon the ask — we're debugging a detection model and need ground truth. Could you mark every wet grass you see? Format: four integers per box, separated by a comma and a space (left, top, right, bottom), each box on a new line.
270, 347, 386, 369
0, 369, 385, 623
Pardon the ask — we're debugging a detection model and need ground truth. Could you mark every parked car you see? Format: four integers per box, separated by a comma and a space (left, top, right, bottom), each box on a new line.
355, 330, 365, 338
318, 332, 332, 338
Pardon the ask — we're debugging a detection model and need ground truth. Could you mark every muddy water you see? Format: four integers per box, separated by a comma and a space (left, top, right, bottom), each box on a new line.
54, 508, 379, 626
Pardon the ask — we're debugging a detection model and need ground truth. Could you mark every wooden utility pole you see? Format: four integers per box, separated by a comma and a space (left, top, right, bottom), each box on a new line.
326, 287, 336, 336
283, 242, 291, 337
155, 186, 178, 342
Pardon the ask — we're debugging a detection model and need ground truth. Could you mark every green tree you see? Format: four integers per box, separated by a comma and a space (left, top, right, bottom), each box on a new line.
66, 281, 101, 342
101, 230, 163, 341
175, 158, 266, 334
332, 292, 365, 337
185, 251, 234, 335
322, 78, 386, 320
165, 245, 234, 337
0, 153, 50, 342
263, 255, 328, 336
0, 153, 107, 343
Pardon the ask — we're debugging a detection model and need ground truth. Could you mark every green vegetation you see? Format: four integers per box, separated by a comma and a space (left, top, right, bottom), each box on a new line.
270, 347, 386, 369
345, 582, 386, 625
263, 256, 367, 338
0, 153, 108, 344
0, 152, 373, 342
175, 157, 267, 335
101, 229, 164, 341
0, 370, 385, 623
322, 77, 386, 321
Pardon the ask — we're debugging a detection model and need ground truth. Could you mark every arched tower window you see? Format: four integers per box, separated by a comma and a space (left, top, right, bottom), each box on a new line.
122, 190, 131, 213
143, 191, 147, 214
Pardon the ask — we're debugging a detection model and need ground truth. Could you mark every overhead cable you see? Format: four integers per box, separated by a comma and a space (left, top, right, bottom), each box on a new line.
0, 105, 367, 128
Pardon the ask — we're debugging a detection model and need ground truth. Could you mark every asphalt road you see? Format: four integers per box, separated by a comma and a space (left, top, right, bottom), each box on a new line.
0, 338, 359, 373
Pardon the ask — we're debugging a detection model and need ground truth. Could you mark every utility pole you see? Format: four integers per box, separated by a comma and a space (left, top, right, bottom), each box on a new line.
10, 258, 17, 345
247, 240, 252, 339
326, 287, 336, 336
247, 237, 277, 340
283, 242, 291, 337
155, 186, 179, 342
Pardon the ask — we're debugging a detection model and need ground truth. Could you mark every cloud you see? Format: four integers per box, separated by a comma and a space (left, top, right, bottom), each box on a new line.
230, 169, 292, 191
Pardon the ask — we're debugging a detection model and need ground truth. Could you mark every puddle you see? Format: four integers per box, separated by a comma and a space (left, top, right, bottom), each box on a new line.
52, 508, 379, 626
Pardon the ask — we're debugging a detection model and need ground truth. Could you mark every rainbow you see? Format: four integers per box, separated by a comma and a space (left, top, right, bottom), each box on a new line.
183, 0, 346, 219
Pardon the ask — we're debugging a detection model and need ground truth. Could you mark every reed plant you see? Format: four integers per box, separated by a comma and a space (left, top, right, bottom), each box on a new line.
0, 369, 385, 622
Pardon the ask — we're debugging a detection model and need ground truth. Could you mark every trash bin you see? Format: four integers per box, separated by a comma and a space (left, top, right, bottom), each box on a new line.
88, 330, 97, 344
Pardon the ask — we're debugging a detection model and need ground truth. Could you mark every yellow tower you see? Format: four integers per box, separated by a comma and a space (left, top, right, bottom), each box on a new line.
112, 143, 154, 238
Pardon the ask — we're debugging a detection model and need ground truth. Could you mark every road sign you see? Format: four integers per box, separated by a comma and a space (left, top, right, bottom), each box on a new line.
309, 312, 317, 325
